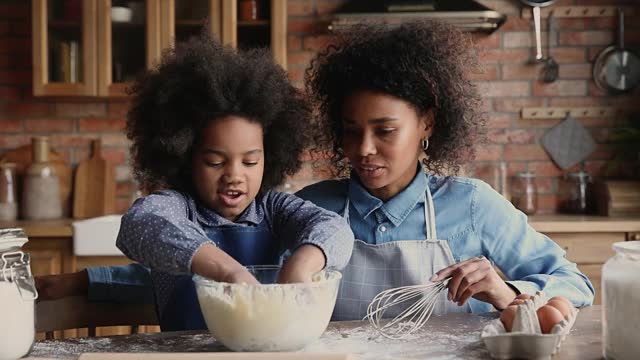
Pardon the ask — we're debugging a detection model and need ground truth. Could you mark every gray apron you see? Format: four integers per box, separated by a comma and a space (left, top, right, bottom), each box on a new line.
332, 185, 471, 321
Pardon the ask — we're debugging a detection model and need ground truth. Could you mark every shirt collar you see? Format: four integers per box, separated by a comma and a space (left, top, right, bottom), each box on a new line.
348, 164, 429, 226
193, 194, 263, 227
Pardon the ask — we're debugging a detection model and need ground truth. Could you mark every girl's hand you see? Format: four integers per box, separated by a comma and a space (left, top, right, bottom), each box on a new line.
35, 270, 89, 302
221, 267, 260, 285
430, 256, 516, 310
278, 244, 326, 283
192, 243, 259, 284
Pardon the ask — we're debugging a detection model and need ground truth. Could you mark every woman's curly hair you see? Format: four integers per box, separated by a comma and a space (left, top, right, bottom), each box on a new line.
305, 21, 486, 177
127, 34, 311, 193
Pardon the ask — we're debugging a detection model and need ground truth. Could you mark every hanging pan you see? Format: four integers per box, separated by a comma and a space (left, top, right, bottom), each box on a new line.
520, 0, 555, 62
593, 8, 640, 93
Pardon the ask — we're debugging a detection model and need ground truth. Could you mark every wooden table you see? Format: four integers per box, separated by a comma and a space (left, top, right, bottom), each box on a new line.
27, 306, 602, 359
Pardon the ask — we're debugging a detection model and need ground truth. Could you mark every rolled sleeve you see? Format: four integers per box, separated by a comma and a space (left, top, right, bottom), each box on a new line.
265, 191, 355, 270
116, 190, 212, 274
473, 181, 594, 308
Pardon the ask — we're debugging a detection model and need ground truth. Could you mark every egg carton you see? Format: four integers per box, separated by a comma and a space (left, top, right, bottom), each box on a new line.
481, 292, 578, 360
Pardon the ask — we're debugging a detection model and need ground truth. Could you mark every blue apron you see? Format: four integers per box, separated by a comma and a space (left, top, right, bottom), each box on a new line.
158, 221, 280, 331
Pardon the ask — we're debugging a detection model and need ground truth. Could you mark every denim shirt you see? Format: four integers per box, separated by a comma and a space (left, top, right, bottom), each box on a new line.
109, 189, 353, 313
296, 169, 594, 312
89, 171, 594, 312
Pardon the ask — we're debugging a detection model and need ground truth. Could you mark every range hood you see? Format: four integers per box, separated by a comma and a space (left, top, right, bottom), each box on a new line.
327, 0, 506, 33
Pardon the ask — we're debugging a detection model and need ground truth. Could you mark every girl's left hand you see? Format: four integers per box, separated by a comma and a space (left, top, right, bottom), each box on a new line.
430, 256, 516, 310
278, 244, 326, 283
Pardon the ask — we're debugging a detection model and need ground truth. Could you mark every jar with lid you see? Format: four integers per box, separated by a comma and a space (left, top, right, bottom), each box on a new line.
559, 170, 593, 214
602, 241, 640, 359
0, 162, 18, 221
21, 136, 62, 220
0, 228, 38, 360
511, 171, 538, 215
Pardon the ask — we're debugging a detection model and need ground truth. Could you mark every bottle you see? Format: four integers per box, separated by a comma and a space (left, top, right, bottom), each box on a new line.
21, 137, 63, 220
0, 228, 37, 359
602, 241, 640, 359
0, 163, 18, 221
511, 171, 537, 215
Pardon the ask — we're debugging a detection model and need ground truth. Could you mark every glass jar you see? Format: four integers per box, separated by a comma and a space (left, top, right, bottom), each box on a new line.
0, 162, 18, 221
602, 241, 640, 360
21, 137, 62, 220
559, 170, 593, 214
511, 172, 538, 215
0, 228, 37, 360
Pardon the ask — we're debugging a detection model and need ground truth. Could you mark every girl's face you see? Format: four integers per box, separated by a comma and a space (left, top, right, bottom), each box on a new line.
341, 91, 432, 201
192, 115, 264, 221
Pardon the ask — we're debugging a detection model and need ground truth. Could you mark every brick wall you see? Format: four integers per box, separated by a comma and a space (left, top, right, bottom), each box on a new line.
1, 0, 639, 215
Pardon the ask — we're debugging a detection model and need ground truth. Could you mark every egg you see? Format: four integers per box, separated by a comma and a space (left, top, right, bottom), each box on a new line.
547, 298, 572, 319
515, 293, 532, 300
510, 299, 526, 306
500, 305, 518, 332
536, 305, 564, 334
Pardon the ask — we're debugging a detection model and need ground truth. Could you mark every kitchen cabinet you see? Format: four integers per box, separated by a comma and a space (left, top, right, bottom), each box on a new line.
32, 0, 287, 97
160, 0, 287, 69
32, 0, 163, 97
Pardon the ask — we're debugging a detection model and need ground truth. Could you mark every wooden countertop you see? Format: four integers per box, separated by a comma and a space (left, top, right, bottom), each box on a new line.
2, 215, 640, 238
0, 218, 73, 237
528, 214, 640, 233
27, 306, 603, 359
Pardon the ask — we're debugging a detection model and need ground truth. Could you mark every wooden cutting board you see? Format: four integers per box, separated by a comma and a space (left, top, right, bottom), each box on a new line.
78, 353, 358, 360
73, 139, 116, 219
0, 143, 72, 215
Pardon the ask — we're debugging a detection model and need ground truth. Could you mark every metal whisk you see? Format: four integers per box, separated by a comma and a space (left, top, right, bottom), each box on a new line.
365, 278, 450, 339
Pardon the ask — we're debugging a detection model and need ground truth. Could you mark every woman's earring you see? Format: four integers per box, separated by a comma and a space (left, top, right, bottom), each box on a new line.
421, 138, 429, 152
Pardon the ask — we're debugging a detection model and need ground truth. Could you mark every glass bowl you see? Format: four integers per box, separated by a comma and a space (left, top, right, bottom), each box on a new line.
193, 265, 342, 352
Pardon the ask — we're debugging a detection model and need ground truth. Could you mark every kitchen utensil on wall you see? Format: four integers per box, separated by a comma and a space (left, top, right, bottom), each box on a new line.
0, 144, 71, 216
521, 0, 555, 62
21, 137, 63, 220
541, 112, 596, 170
593, 8, 640, 93
511, 171, 538, 215
542, 12, 558, 83
73, 139, 116, 219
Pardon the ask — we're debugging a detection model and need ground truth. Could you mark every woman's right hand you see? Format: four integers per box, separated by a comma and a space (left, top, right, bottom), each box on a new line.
34, 270, 89, 302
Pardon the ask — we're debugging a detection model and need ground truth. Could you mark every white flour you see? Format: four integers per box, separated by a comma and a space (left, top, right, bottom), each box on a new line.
603, 268, 640, 359
195, 272, 339, 352
0, 281, 35, 360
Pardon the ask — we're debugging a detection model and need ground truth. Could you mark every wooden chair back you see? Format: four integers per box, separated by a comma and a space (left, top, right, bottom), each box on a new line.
36, 296, 158, 339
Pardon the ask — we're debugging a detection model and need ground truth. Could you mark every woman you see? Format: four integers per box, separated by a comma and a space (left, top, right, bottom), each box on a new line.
295, 20, 593, 319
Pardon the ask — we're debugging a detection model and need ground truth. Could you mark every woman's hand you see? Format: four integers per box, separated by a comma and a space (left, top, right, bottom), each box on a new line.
430, 256, 516, 310
35, 270, 89, 302
278, 244, 326, 283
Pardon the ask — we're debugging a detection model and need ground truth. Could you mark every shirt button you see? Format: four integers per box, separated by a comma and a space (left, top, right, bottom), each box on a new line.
379, 225, 387, 232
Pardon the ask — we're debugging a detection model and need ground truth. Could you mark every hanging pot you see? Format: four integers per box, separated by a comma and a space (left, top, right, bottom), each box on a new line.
593, 8, 640, 94
520, 0, 556, 62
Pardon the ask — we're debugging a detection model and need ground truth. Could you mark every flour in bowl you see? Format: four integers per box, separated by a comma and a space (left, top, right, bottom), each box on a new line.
195, 270, 340, 352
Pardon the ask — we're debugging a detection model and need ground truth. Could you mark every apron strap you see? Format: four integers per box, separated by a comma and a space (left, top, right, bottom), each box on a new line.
342, 181, 438, 240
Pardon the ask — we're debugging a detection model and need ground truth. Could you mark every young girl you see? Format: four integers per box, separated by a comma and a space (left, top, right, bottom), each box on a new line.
297, 20, 593, 320
112, 34, 353, 330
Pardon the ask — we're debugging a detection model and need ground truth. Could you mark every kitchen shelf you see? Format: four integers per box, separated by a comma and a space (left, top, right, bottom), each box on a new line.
521, 107, 617, 119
